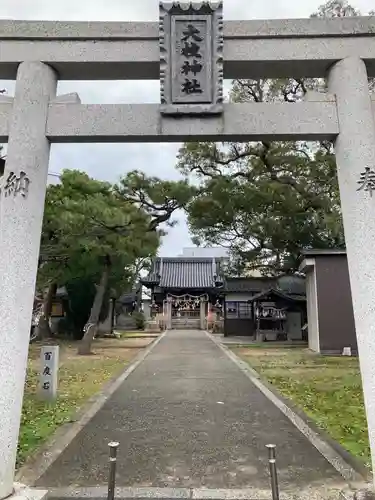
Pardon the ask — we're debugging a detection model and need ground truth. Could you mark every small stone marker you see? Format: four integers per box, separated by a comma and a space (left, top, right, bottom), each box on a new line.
40, 345, 59, 401
342, 347, 352, 356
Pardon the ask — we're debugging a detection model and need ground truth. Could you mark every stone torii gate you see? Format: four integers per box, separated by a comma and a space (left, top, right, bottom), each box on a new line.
0, 3, 375, 498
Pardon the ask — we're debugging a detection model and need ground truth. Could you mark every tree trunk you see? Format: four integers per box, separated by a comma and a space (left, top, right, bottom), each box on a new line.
35, 283, 57, 339
78, 259, 110, 355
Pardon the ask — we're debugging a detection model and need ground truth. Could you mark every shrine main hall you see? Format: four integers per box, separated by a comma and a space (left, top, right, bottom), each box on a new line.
141, 256, 225, 330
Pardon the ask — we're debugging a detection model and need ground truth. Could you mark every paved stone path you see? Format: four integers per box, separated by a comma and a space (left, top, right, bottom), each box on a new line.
37, 330, 344, 491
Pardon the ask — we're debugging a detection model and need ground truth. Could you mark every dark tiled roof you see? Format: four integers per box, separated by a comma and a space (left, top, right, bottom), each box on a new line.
302, 249, 346, 257
142, 257, 223, 289
277, 275, 306, 296
118, 292, 137, 304
224, 275, 306, 297
118, 284, 141, 304
250, 288, 306, 303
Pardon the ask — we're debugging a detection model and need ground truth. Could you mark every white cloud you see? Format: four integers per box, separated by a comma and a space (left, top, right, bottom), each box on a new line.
1, 0, 373, 255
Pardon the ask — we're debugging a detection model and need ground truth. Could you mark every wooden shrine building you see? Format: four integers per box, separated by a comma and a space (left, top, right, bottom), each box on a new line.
141, 257, 225, 330
141, 257, 307, 338
223, 275, 307, 340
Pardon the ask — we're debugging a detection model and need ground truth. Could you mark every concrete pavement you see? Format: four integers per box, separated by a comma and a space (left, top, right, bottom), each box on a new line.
36, 330, 344, 491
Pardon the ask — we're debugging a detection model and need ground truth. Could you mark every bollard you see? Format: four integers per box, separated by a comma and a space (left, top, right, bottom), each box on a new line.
266, 444, 280, 500
107, 441, 119, 500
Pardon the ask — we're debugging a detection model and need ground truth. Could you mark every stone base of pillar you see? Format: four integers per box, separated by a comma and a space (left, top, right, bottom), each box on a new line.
145, 320, 161, 333
256, 332, 265, 343
8, 484, 47, 500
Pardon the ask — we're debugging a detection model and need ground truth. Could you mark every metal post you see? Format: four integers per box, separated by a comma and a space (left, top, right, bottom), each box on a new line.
266, 444, 280, 500
107, 441, 119, 500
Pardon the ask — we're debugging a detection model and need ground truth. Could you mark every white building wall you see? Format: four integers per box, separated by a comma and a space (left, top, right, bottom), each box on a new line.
306, 270, 320, 353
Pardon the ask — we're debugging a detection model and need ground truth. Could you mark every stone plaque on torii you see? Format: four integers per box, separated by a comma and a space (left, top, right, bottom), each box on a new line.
159, 1, 224, 115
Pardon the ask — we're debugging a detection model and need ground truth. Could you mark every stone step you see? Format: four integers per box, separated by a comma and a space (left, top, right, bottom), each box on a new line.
46, 486, 325, 500
171, 319, 201, 330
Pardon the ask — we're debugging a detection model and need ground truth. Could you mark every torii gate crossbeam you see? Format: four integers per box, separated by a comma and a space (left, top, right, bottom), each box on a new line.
0, 17, 375, 79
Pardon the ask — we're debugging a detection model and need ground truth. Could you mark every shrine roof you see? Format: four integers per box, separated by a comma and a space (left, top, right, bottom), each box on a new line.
117, 291, 138, 304
224, 275, 306, 297
141, 257, 223, 289
224, 277, 276, 293
250, 288, 306, 303
302, 249, 347, 257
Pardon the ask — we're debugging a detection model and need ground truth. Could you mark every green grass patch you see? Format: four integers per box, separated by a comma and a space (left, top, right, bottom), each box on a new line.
233, 347, 370, 467
116, 331, 158, 338
18, 346, 133, 466
116, 331, 143, 337
228, 343, 305, 349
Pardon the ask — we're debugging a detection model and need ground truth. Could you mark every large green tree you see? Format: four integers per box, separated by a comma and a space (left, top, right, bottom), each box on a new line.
116, 170, 197, 229
178, 0, 374, 275
39, 170, 160, 352
38, 169, 196, 351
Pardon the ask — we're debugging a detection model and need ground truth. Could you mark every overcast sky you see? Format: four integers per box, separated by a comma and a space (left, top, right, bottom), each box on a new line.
0, 0, 373, 256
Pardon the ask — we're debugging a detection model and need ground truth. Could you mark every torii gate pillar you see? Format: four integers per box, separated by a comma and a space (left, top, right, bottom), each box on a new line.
329, 56, 375, 476
0, 61, 56, 500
